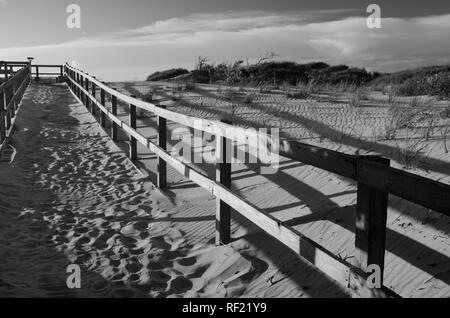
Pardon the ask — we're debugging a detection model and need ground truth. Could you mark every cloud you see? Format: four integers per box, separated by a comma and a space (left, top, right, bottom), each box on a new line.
0, 0, 8, 5
1, 11, 450, 80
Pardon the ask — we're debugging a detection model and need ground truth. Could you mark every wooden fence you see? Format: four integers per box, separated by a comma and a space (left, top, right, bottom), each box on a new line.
62, 63, 450, 297
1, 61, 63, 84
2, 60, 442, 297
0, 62, 31, 153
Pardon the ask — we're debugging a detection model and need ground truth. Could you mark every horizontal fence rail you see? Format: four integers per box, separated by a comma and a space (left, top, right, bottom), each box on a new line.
63, 63, 450, 297
2, 60, 446, 297
31, 65, 64, 80
62, 64, 447, 298
1, 61, 63, 82
0, 63, 32, 153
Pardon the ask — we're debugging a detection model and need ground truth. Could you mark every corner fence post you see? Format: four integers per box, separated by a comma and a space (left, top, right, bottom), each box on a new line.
111, 90, 118, 141
216, 119, 232, 245
157, 104, 167, 188
129, 95, 137, 160
91, 79, 97, 116
355, 156, 390, 285
100, 87, 106, 128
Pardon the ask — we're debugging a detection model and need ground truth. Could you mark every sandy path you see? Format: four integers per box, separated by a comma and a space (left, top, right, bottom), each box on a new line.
0, 83, 354, 298
4, 81, 446, 298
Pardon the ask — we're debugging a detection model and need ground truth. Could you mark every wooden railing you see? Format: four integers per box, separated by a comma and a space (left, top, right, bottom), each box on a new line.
31, 64, 64, 80
0, 63, 31, 153
1, 61, 63, 82
63, 64, 449, 297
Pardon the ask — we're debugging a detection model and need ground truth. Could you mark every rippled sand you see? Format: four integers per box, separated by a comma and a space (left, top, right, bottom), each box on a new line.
0, 83, 267, 298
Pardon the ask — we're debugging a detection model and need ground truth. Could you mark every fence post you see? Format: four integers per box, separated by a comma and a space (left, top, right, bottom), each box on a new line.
111, 93, 118, 141
0, 90, 5, 142
129, 95, 137, 160
35, 66, 39, 81
100, 87, 106, 128
216, 119, 232, 245
157, 104, 167, 188
84, 78, 90, 111
81, 75, 86, 105
5, 87, 11, 130
10, 85, 16, 118
76, 73, 80, 97
91, 80, 97, 116
355, 156, 390, 285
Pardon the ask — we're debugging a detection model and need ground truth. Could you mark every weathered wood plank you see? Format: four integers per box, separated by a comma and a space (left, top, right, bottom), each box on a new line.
129, 99, 137, 160
157, 104, 167, 188
0, 91, 5, 142
279, 139, 357, 179
100, 88, 106, 127
355, 156, 390, 284
84, 78, 90, 111
216, 119, 232, 245
358, 160, 450, 216
111, 93, 118, 141
91, 81, 97, 115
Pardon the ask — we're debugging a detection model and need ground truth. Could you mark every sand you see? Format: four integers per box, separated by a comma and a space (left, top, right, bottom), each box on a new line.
112, 81, 450, 298
0, 80, 448, 298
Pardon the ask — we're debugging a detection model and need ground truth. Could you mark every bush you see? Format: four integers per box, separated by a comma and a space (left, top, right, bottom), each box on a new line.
428, 72, 450, 98
147, 68, 189, 81
244, 92, 256, 104
286, 89, 309, 99
441, 105, 450, 119
373, 66, 450, 99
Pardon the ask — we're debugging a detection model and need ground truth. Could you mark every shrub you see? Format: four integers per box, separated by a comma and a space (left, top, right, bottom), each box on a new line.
394, 71, 450, 98
184, 83, 194, 91
427, 72, 450, 98
146, 68, 190, 81
244, 92, 256, 104
397, 136, 427, 170
441, 105, 450, 119
286, 89, 309, 99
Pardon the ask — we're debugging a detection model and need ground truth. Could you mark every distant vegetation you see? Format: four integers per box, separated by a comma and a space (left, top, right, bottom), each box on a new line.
146, 68, 189, 81
146, 54, 450, 99
147, 53, 380, 87
369, 65, 450, 98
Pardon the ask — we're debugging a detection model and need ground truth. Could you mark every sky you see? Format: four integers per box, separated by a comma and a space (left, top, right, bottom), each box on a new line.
1, 0, 450, 81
